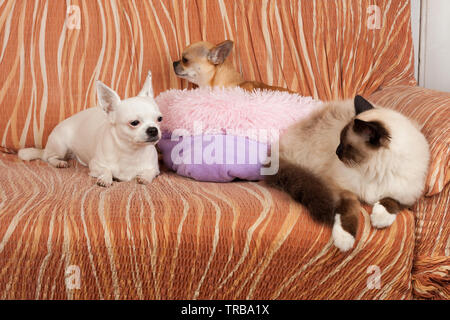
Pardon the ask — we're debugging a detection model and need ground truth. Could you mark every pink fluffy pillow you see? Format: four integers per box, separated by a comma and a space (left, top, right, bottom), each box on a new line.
156, 87, 321, 142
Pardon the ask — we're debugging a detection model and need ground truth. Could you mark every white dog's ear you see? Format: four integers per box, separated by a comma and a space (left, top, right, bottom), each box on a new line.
138, 71, 154, 98
96, 81, 121, 113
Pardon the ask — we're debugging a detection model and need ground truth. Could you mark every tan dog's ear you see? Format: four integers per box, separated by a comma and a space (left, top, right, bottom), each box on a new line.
207, 40, 234, 65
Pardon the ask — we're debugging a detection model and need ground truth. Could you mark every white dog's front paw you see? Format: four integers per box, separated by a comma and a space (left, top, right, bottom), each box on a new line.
97, 176, 113, 187
49, 159, 69, 168
56, 161, 69, 168
137, 169, 160, 185
332, 214, 355, 252
371, 202, 396, 229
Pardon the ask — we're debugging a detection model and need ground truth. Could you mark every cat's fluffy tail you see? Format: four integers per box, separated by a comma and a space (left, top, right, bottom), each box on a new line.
265, 159, 336, 226
265, 159, 359, 252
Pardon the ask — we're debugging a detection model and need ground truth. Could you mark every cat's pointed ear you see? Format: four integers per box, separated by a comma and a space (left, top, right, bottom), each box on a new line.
353, 119, 391, 147
96, 81, 121, 113
354, 95, 374, 115
208, 40, 234, 65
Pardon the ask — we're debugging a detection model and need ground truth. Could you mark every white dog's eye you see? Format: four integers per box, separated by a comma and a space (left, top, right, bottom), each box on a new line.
129, 120, 140, 127
157, 116, 163, 122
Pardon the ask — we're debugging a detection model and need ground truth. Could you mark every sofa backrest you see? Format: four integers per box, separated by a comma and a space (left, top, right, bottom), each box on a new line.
0, 0, 415, 151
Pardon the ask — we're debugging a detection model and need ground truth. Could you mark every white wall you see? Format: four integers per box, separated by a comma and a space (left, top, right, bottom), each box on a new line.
410, 0, 421, 80
417, 0, 450, 92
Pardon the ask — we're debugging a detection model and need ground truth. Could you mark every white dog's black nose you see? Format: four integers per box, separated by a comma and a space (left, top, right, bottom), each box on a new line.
146, 126, 159, 137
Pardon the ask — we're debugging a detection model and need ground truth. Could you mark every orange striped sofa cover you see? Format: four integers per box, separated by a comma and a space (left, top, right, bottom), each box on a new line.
369, 86, 450, 299
0, 0, 448, 299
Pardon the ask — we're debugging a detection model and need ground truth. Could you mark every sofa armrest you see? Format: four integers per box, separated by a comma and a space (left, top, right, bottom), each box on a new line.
369, 85, 450, 196
411, 183, 450, 299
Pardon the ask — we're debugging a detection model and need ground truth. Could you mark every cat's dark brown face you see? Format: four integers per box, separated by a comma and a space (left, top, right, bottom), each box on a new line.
336, 118, 391, 167
336, 95, 392, 167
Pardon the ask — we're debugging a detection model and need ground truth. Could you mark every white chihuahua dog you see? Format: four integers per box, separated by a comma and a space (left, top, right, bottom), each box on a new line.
18, 71, 162, 187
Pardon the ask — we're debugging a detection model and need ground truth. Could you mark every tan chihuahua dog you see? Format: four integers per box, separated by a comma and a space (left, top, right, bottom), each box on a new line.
173, 40, 291, 92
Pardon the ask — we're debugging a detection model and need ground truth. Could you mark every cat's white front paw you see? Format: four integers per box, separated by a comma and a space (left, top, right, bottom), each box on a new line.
332, 214, 355, 252
371, 202, 396, 229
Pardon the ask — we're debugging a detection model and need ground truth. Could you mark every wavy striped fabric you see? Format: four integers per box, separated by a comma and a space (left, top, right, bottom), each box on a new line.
369, 86, 450, 196
0, 0, 415, 152
1, 0, 442, 300
369, 87, 450, 299
0, 152, 414, 299
412, 184, 450, 299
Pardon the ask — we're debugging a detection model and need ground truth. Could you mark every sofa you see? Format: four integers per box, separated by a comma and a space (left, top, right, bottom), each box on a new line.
0, 0, 448, 299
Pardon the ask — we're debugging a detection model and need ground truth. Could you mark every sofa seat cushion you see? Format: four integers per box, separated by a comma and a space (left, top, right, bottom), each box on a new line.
0, 153, 415, 299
